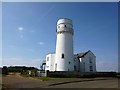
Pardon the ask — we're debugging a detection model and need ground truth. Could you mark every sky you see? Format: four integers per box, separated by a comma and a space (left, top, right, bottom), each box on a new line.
2, 2, 118, 72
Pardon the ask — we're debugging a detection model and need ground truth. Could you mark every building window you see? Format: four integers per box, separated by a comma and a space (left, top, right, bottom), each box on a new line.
84, 62, 85, 72
69, 61, 71, 64
61, 53, 64, 59
47, 57, 49, 61
74, 66, 76, 71
55, 63, 57, 71
89, 57, 92, 63
74, 59, 76, 62
47, 66, 49, 68
90, 66, 93, 72
65, 25, 66, 27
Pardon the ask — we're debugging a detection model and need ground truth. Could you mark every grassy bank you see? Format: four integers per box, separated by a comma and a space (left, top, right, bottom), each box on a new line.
38, 77, 78, 81
21, 74, 77, 81
116, 72, 120, 78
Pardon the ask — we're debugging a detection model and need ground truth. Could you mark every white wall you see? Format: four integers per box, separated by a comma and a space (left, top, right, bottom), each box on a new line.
50, 54, 55, 71
80, 51, 96, 72
45, 53, 55, 71
55, 19, 74, 71
74, 55, 80, 71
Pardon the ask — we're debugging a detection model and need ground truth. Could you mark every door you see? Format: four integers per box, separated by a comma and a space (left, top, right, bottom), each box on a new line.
55, 63, 57, 71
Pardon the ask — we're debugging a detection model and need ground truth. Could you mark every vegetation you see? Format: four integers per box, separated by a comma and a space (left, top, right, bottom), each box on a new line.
2, 66, 8, 75
38, 77, 77, 81
2, 66, 38, 77
116, 72, 120, 78
8, 66, 38, 73
1, 66, 120, 79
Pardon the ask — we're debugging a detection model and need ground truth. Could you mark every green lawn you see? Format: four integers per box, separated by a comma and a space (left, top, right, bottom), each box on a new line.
38, 77, 77, 81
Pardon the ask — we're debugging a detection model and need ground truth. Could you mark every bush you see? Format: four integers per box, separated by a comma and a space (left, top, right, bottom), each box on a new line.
2, 66, 8, 75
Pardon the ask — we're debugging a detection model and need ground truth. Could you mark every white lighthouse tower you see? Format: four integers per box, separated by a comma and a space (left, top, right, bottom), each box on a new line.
55, 18, 74, 71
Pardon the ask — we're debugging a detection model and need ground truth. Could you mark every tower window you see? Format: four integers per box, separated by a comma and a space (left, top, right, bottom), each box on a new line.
69, 61, 71, 64
65, 25, 66, 27
74, 65, 76, 71
61, 53, 64, 59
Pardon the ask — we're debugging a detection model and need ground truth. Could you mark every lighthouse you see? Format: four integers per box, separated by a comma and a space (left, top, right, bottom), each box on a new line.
55, 18, 74, 71
42, 18, 96, 73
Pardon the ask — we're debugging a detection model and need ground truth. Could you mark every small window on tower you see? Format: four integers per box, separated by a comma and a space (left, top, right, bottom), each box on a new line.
69, 61, 71, 64
61, 53, 64, 59
65, 25, 66, 27
74, 65, 76, 71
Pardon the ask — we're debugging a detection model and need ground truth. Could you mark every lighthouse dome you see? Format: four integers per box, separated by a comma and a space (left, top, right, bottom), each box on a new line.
57, 18, 72, 25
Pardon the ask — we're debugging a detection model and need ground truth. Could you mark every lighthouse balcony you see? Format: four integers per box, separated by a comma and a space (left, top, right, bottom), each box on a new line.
57, 29, 74, 35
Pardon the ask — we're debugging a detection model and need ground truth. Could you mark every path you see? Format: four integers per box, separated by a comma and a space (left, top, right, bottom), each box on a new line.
2, 74, 118, 88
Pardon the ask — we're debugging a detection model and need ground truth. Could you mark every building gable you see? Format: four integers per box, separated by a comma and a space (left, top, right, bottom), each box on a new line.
76, 50, 96, 59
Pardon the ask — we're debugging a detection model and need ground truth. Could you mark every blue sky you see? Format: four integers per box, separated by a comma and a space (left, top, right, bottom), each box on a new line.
2, 2, 118, 71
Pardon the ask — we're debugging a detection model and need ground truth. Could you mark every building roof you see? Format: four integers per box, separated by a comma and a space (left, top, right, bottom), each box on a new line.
76, 50, 95, 58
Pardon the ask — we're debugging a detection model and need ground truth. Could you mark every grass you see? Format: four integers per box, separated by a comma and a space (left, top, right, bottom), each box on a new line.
20, 74, 78, 81
1, 74, 7, 77
116, 72, 120, 78
38, 77, 77, 81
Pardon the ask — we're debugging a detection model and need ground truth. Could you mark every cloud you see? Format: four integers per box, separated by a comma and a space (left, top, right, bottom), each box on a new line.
2, 58, 42, 69
38, 42, 45, 45
18, 27, 24, 32
17, 27, 24, 39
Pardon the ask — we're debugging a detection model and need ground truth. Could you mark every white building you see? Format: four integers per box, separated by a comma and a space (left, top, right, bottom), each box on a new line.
74, 50, 96, 72
44, 50, 96, 72
45, 53, 55, 71
41, 18, 96, 72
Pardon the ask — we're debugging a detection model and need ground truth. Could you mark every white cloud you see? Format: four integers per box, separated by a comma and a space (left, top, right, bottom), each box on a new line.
2, 58, 42, 69
18, 27, 24, 31
17, 27, 24, 39
38, 42, 45, 45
